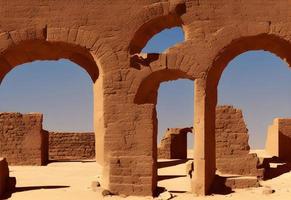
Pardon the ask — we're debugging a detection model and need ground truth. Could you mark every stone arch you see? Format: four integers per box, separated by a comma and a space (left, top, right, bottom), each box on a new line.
207, 34, 291, 88
0, 40, 99, 83
0, 38, 106, 179
133, 68, 195, 195
199, 33, 291, 195
134, 69, 194, 104
158, 127, 193, 159
128, 1, 186, 55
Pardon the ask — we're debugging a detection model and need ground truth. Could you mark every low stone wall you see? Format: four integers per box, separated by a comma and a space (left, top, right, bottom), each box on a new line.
49, 132, 95, 160
265, 118, 291, 161
0, 112, 95, 164
0, 113, 47, 165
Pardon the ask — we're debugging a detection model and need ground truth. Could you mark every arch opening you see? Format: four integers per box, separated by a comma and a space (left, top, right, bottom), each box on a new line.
206, 34, 291, 192
208, 34, 291, 88
219, 50, 291, 150
141, 27, 185, 54
129, 3, 186, 55
0, 41, 105, 198
134, 69, 193, 104
0, 40, 99, 83
156, 79, 194, 193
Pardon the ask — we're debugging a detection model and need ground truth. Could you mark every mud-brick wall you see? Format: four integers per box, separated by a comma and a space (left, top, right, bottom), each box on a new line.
49, 132, 95, 160
216, 106, 262, 177
158, 128, 192, 159
0, 113, 47, 165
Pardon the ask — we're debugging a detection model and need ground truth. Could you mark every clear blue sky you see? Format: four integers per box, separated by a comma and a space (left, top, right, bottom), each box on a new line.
0, 60, 93, 132
1, 27, 291, 149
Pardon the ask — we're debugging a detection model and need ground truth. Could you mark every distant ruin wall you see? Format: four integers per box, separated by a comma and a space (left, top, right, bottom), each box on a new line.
158, 128, 192, 159
265, 118, 291, 161
0, 113, 47, 165
158, 105, 262, 177
0, 112, 95, 165
49, 132, 95, 160
215, 106, 262, 176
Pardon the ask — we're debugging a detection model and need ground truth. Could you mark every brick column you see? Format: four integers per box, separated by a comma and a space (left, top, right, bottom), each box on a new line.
192, 79, 216, 195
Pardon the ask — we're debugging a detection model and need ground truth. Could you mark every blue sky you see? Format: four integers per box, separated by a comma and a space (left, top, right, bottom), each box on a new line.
0, 60, 93, 132
1, 27, 291, 149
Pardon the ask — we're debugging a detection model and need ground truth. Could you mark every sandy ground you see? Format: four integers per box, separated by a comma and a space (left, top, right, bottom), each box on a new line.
5, 157, 291, 200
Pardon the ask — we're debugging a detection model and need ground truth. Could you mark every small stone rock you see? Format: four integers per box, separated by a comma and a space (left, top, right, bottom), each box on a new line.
102, 189, 112, 196
262, 186, 275, 195
158, 191, 173, 200
91, 181, 101, 192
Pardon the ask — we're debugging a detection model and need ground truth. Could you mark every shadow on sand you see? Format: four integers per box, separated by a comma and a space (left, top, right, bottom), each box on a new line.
210, 175, 234, 195
158, 175, 187, 181
3, 185, 70, 199
158, 159, 190, 169
47, 160, 95, 164
261, 157, 291, 180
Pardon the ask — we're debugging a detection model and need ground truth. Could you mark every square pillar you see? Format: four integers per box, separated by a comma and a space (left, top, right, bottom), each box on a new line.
192, 79, 216, 195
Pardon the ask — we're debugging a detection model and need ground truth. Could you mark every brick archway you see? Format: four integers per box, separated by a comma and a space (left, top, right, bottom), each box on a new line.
0, 37, 108, 188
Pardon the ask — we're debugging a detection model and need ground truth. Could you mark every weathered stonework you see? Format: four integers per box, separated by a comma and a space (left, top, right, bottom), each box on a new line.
1, 0, 291, 196
216, 106, 263, 177
0, 113, 47, 165
49, 132, 95, 160
158, 128, 192, 159
0, 113, 96, 164
265, 118, 291, 161
158, 106, 263, 177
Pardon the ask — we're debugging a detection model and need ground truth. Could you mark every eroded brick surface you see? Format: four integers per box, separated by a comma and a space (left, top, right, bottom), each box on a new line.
0, 113, 47, 165
1, 0, 291, 195
49, 132, 95, 160
158, 106, 262, 177
216, 106, 262, 177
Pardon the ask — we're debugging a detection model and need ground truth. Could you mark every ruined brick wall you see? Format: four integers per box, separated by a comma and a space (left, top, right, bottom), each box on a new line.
49, 132, 95, 160
158, 106, 262, 177
265, 118, 291, 161
216, 106, 262, 176
0, 113, 47, 165
158, 128, 191, 159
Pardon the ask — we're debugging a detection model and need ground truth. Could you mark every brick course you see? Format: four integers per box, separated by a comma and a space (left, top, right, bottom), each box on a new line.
49, 132, 95, 160
0, 113, 47, 165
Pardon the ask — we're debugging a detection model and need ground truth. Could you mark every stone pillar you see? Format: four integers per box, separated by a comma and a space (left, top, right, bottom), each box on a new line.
93, 73, 107, 186
192, 79, 216, 195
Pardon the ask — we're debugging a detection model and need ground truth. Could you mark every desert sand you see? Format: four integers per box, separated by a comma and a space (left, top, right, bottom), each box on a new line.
4, 155, 291, 200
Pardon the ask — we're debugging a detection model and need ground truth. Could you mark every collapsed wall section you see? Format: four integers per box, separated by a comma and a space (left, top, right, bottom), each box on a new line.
0, 113, 47, 165
49, 132, 95, 160
158, 128, 192, 159
216, 106, 262, 176
158, 106, 262, 177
